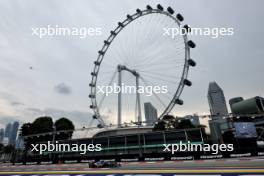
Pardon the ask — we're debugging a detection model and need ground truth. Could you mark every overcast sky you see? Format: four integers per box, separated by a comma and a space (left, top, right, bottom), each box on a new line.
0, 0, 263, 129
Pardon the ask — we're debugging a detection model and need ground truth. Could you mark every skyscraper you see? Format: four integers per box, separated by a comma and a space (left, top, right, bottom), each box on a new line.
207, 82, 229, 117
207, 82, 230, 143
4, 123, 12, 138
144, 102, 158, 126
9, 121, 19, 145
0, 128, 4, 143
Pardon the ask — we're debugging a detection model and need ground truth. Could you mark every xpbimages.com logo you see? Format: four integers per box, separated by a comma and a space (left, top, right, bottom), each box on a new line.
31, 141, 102, 154
163, 27, 234, 39
31, 25, 102, 38
163, 141, 234, 154
97, 83, 168, 96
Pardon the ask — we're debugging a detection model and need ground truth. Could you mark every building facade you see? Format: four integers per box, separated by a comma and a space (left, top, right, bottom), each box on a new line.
2, 121, 20, 145
207, 82, 230, 143
144, 102, 158, 126
9, 121, 19, 145
0, 128, 4, 143
4, 123, 12, 138
207, 82, 229, 117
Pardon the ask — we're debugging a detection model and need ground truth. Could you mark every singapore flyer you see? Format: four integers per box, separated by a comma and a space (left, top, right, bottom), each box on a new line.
89, 4, 196, 128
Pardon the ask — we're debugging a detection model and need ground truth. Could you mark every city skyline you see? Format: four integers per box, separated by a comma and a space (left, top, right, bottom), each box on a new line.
0, 121, 19, 145
0, 0, 264, 128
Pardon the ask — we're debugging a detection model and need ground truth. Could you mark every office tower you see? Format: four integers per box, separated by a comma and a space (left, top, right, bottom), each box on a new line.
207, 82, 229, 117
144, 102, 158, 126
4, 123, 12, 138
207, 82, 230, 143
9, 121, 19, 145
0, 128, 4, 143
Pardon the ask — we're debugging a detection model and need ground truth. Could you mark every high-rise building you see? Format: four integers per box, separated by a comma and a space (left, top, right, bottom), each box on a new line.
0, 128, 4, 143
9, 121, 19, 145
144, 102, 158, 126
4, 123, 12, 138
207, 82, 230, 143
207, 82, 229, 117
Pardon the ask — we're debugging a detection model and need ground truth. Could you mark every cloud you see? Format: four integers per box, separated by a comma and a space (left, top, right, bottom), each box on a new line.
27, 107, 44, 115
54, 82, 72, 95
10, 101, 24, 106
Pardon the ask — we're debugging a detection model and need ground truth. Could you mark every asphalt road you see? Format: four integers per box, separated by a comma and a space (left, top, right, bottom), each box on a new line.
0, 157, 264, 175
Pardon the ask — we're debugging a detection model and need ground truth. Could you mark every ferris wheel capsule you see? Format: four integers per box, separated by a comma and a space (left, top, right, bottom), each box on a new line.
157, 4, 164, 11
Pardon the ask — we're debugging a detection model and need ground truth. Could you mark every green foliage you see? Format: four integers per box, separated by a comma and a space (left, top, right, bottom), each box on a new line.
20, 116, 75, 151
54, 117, 75, 140
175, 119, 195, 129
32, 116, 53, 134
153, 114, 205, 131
3, 145, 15, 154
20, 123, 33, 136
153, 120, 166, 131
0, 143, 4, 153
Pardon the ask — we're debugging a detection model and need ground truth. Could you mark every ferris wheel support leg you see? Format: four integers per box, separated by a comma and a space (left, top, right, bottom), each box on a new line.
118, 67, 122, 128
136, 75, 142, 126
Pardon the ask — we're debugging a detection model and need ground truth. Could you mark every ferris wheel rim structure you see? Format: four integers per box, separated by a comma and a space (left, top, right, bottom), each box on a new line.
89, 4, 196, 128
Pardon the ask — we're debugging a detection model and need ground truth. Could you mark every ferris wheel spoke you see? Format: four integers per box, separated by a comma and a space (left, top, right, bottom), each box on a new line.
141, 14, 158, 45
141, 77, 175, 100
133, 59, 184, 70
140, 77, 168, 108
140, 71, 181, 81
138, 63, 185, 72
140, 73, 176, 84
134, 48, 184, 69
98, 71, 117, 109
140, 44, 173, 66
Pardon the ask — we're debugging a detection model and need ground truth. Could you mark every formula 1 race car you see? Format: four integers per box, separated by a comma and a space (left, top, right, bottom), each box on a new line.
88, 160, 121, 168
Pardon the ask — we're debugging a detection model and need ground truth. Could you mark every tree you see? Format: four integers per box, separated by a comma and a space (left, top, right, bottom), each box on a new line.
20, 123, 34, 150
54, 117, 75, 140
153, 114, 200, 131
0, 143, 4, 154
20, 116, 75, 142
20, 123, 33, 136
175, 119, 195, 129
162, 114, 175, 121
32, 116, 54, 142
3, 145, 15, 154
153, 120, 166, 131
32, 116, 53, 134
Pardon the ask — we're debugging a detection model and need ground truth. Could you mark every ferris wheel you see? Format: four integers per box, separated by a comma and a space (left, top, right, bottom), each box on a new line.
89, 4, 196, 128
